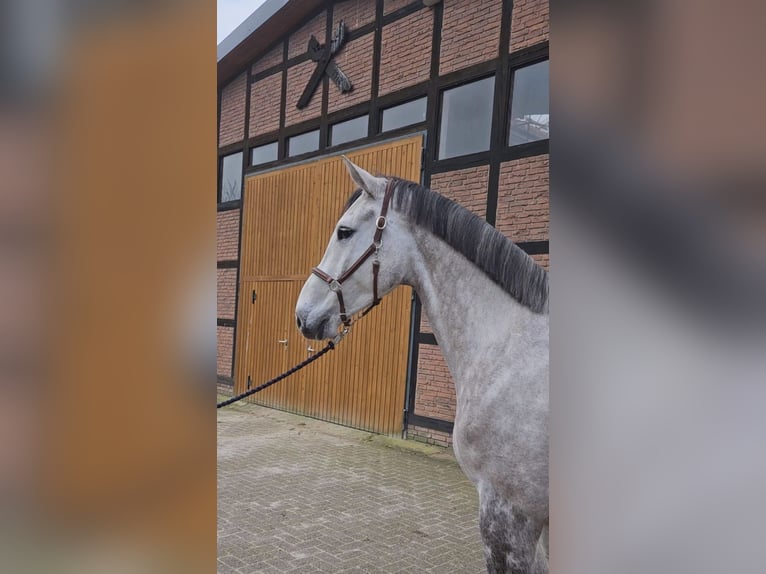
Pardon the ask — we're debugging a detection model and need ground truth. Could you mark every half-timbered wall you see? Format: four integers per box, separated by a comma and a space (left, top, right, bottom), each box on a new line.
218, 0, 550, 444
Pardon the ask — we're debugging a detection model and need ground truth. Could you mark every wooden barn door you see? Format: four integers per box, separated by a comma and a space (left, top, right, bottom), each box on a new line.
234, 136, 422, 435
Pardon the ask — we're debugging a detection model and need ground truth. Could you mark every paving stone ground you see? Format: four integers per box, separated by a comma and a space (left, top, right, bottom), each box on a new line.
218, 402, 485, 574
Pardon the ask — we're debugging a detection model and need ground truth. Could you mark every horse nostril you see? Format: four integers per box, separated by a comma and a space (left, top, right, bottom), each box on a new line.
296, 314, 303, 330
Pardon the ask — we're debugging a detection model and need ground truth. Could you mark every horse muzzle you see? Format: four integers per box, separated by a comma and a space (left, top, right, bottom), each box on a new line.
295, 310, 333, 341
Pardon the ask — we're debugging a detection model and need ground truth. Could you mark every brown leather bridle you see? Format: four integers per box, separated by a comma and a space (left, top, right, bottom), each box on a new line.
311, 179, 394, 328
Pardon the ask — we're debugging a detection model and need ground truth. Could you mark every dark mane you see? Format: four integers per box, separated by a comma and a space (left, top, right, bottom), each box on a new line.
390, 177, 549, 313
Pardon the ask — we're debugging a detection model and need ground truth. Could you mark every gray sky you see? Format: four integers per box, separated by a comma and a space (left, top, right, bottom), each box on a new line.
218, 0, 268, 44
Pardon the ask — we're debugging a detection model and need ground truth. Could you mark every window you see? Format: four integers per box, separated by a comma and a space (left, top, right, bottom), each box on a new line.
251, 142, 278, 166
381, 97, 427, 132
288, 130, 320, 157
331, 115, 368, 146
438, 77, 495, 159
509, 60, 549, 146
220, 152, 242, 202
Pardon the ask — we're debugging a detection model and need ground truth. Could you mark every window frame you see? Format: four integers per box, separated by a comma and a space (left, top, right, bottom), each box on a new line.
507, 59, 549, 148
218, 150, 243, 204
436, 74, 497, 161
250, 141, 279, 167
287, 129, 321, 158
380, 96, 428, 134
329, 115, 370, 148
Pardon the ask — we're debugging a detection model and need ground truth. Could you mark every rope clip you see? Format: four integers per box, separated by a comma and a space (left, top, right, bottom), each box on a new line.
332, 326, 350, 346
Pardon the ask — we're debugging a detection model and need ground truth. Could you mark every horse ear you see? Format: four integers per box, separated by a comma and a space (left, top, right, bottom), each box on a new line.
341, 156, 382, 198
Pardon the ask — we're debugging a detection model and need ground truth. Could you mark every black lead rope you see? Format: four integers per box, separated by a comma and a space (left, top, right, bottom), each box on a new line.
217, 341, 336, 409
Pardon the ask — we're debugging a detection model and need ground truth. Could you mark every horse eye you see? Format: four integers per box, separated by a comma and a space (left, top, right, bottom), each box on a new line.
337, 226, 355, 241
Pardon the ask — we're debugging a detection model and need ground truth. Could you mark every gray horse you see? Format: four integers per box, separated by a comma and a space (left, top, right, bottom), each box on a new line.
295, 158, 549, 574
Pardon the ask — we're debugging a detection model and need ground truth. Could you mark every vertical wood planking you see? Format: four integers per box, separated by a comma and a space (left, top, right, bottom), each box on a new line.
234, 136, 422, 435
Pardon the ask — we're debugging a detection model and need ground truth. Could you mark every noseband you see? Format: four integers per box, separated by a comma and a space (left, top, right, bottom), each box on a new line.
311, 179, 394, 327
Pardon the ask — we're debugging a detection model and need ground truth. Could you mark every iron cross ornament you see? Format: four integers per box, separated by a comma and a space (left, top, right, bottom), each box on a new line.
297, 21, 353, 109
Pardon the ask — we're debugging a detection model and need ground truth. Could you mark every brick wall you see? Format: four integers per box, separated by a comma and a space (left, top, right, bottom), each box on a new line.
420, 311, 432, 333
217, 210, 240, 261
440, 0, 503, 75
334, 0, 376, 31
510, 0, 549, 52
249, 72, 282, 137
414, 345, 456, 422
532, 252, 549, 271
379, 10, 432, 96
285, 60, 323, 126
252, 42, 283, 75
217, 326, 234, 377
383, 0, 413, 15
430, 165, 490, 219
496, 154, 549, 242
408, 425, 453, 447
219, 72, 247, 147
217, 268, 237, 320
288, 11, 326, 59
327, 33, 375, 114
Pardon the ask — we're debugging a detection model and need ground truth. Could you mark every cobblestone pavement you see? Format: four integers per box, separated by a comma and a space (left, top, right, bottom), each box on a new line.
218, 402, 484, 574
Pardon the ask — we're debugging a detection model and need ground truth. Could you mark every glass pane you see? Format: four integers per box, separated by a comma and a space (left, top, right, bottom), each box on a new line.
509, 60, 549, 146
251, 142, 278, 166
288, 130, 320, 157
438, 76, 495, 159
220, 152, 242, 202
331, 115, 369, 146
381, 97, 427, 132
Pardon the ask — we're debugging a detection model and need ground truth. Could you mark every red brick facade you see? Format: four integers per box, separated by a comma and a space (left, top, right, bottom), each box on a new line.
288, 11, 327, 60
217, 210, 240, 261
532, 252, 549, 271
252, 42, 284, 75
430, 165, 490, 219
383, 0, 412, 15
414, 345, 456, 422
285, 60, 323, 126
510, 0, 549, 52
440, 0, 503, 75
219, 72, 247, 147
217, 326, 234, 377
217, 268, 237, 320
327, 33, 375, 114
496, 154, 549, 242
249, 73, 282, 136
408, 425, 452, 447
379, 10, 433, 96
334, 0, 376, 31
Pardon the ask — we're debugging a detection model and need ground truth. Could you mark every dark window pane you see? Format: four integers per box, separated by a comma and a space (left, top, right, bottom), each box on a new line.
331, 115, 368, 146
438, 76, 495, 159
251, 142, 278, 166
288, 130, 320, 157
381, 98, 427, 132
509, 61, 549, 146
220, 152, 242, 202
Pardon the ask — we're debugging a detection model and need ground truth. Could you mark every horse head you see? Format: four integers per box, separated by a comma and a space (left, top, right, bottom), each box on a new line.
295, 157, 409, 340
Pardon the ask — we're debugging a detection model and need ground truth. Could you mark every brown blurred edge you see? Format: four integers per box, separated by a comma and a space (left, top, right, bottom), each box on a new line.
41, 1, 216, 570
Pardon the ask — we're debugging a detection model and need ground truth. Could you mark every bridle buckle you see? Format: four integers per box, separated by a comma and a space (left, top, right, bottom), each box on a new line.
376, 216, 387, 230
328, 279, 342, 292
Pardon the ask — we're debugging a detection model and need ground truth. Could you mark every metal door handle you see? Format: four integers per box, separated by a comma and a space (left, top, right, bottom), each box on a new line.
278, 338, 288, 346
307, 346, 314, 354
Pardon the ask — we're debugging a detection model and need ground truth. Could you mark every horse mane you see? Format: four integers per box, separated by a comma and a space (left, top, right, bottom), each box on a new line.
390, 177, 549, 314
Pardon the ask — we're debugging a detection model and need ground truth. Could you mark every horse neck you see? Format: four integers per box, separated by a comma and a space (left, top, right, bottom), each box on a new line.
406, 228, 546, 399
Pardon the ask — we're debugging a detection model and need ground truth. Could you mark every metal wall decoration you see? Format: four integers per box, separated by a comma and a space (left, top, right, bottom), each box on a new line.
297, 21, 353, 109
